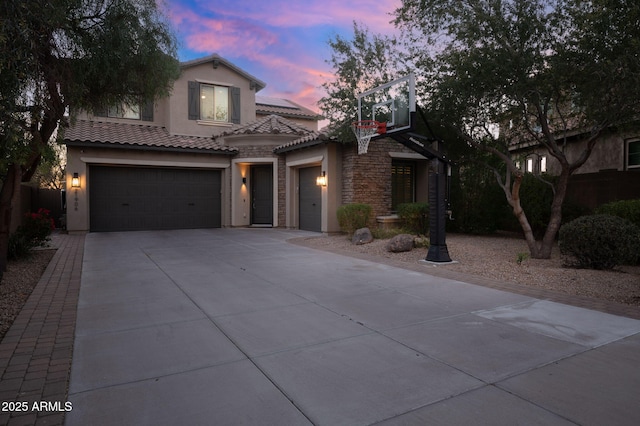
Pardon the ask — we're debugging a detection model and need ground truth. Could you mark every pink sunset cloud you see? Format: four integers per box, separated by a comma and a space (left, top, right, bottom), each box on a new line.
197, 0, 401, 34
170, 8, 279, 55
167, 0, 403, 112
238, 50, 334, 109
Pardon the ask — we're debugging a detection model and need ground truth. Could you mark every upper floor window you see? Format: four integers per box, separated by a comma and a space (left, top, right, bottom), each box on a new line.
628, 139, 640, 169
108, 104, 140, 120
200, 84, 229, 121
525, 157, 534, 173
96, 101, 153, 121
188, 81, 241, 124
519, 154, 547, 174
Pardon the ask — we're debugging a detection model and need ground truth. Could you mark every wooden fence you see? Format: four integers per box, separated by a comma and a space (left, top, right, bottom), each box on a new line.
566, 170, 640, 210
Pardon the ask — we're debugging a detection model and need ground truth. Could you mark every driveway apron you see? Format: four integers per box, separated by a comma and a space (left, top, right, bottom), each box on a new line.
66, 229, 640, 426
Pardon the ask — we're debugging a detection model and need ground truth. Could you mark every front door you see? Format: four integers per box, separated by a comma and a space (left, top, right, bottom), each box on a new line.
251, 165, 273, 225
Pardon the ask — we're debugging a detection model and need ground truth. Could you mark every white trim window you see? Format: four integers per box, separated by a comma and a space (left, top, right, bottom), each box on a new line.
628, 139, 640, 169
200, 84, 229, 122
539, 155, 547, 173
525, 157, 534, 173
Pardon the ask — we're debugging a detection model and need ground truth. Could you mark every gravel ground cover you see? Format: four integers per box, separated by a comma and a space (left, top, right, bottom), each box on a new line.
0, 249, 55, 340
302, 233, 640, 307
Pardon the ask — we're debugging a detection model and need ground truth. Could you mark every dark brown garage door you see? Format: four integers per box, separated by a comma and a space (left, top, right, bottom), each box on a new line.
299, 166, 321, 232
89, 166, 221, 232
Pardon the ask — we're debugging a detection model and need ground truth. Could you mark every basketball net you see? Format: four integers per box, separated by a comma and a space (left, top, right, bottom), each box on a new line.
351, 120, 385, 155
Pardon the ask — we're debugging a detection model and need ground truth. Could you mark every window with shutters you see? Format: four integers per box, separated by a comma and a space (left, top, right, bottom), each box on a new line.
189, 81, 241, 124
391, 160, 415, 210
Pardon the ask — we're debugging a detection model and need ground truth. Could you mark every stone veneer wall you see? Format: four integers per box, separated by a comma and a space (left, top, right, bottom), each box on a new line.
341, 138, 418, 228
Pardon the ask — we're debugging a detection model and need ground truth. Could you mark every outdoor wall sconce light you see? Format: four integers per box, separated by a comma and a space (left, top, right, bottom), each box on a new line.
316, 171, 327, 187
71, 173, 80, 188
71, 173, 80, 211
242, 176, 247, 185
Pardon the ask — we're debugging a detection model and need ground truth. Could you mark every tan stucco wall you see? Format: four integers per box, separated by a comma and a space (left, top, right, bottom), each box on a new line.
282, 143, 342, 234
519, 131, 637, 176
65, 146, 232, 232
169, 62, 258, 137
73, 59, 261, 137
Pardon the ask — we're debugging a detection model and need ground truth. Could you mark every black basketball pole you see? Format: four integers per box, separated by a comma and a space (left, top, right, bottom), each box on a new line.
388, 129, 452, 262
426, 157, 452, 262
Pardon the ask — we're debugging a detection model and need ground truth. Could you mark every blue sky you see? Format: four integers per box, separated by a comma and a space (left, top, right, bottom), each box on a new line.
164, 0, 401, 112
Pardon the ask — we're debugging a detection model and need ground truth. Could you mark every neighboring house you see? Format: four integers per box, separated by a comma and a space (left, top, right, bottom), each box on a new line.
510, 128, 640, 209
64, 54, 430, 233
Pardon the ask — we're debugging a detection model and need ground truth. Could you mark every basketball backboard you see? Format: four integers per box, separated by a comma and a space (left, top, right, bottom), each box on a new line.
357, 73, 416, 135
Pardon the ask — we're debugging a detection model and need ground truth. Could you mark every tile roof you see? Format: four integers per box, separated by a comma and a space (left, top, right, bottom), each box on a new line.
218, 114, 312, 138
256, 96, 322, 120
63, 120, 237, 154
273, 131, 335, 153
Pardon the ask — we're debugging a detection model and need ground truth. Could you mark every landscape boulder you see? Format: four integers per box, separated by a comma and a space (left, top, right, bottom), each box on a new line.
352, 227, 374, 245
386, 234, 415, 252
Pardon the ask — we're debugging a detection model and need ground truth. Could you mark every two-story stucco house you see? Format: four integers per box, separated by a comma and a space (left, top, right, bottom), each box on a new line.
509, 128, 640, 210
64, 54, 431, 234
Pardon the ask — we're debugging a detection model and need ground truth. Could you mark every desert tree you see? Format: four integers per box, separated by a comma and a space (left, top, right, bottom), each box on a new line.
0, 0, 180, 275
319, 22, 404, 141
392, 0, 640, 258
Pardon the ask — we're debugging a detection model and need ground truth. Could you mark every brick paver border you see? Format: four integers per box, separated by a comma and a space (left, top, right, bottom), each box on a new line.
0, 233, 85, 426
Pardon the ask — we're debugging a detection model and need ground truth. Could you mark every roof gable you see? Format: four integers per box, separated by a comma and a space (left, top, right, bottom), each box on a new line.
218, 114, 311, 138
180, 54, 266, 92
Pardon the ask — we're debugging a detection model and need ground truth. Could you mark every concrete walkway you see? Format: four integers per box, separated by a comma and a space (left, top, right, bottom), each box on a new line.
1, 229, 639, 425
62, 229, 640, 425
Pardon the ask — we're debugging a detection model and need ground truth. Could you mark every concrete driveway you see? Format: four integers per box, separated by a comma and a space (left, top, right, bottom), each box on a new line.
66, 228, 640, 425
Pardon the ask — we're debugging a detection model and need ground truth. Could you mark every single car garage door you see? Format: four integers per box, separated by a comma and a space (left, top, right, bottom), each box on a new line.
89, 166, 221, 232
299, 166, 322, 232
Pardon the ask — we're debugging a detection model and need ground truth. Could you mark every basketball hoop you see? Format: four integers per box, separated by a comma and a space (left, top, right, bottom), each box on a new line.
351, 120, 386, 154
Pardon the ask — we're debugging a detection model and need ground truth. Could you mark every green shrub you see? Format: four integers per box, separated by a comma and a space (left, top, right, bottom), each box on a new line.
396, 202, 429, 235
559, 214, 640, 270
595, 199, 640, 228
8, 233, 32, 260
449, 159, 509, 234
336, 203, 372, 235
8, 208, 55, 259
